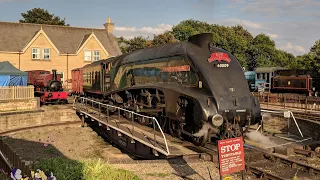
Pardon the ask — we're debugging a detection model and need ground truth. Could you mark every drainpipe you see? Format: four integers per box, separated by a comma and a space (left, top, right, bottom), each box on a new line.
18, 51, 21, 70
67, 53, 69, 90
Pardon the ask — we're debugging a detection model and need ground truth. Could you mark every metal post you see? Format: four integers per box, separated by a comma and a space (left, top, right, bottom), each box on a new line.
107, 106, 109, 122
305, 98, 308, 111
267, 93, 269, 107
99, 103, 101, 117
153, 118, 156, 145
132, 113, 134, 134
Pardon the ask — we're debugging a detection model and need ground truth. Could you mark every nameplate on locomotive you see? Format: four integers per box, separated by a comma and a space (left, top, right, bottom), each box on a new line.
161, 65, 190, 72
208, 52, 231, 68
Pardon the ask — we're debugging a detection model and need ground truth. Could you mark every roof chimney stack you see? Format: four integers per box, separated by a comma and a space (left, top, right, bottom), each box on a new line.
104, 17, 114, 34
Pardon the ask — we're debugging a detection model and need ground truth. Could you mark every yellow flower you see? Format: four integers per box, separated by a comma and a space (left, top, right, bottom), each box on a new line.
21, 177, 29, 180
31, 171, 35, 178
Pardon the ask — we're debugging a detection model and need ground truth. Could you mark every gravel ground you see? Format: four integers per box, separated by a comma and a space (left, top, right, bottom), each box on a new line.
112, 160, 248, 180
2, 124, 131, 162
2, 124, 248, 180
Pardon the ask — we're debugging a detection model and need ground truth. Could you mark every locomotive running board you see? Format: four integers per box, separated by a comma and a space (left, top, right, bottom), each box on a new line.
73, 97, 200, 160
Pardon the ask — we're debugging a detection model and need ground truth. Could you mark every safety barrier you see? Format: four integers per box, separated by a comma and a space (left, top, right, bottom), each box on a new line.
252, 92, 320, 111
0, 86, 34, 101
73, 96, 170, 155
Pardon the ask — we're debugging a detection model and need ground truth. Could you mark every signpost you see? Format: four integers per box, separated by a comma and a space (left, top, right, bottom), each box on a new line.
218, 137, 245, 179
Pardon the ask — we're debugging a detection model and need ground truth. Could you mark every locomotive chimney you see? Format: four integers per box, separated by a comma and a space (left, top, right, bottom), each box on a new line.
188, 33, 213, 50
52, 69, 57, 81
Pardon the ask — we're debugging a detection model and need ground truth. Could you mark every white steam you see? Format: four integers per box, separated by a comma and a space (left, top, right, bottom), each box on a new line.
193, 123, 215, 137
246, 131, 276, 147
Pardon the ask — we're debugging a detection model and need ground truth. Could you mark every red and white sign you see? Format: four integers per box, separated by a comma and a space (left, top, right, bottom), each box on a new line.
218, 137, 245, 176
161, 65, 190, 72
208, 52, 231, 63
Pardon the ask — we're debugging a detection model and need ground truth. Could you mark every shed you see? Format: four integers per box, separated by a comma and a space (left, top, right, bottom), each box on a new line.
0, 61, 28, 86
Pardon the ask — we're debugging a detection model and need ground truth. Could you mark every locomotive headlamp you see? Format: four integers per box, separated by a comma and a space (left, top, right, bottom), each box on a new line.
211, 114, 224, 127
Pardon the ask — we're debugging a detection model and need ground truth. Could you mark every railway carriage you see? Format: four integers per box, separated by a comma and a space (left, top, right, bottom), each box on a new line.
73, 33, 262, 146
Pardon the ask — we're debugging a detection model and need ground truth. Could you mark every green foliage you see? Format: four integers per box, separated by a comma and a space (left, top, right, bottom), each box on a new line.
33, 157, 83, 180
33, 157, 139, 180
19, 8, 69, 26
82, 159, 140, 180
115, 19, 320, 71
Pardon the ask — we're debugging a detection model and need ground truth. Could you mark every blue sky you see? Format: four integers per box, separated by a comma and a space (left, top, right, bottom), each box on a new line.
0, 0, 319, 56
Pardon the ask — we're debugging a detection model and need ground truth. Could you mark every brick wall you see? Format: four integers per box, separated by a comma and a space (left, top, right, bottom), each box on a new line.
0, 106, 80, 132
0, 98, 39, 112
0, 33, 111, 89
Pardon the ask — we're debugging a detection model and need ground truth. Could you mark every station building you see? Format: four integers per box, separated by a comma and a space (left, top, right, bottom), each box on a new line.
0, 18, 122, 89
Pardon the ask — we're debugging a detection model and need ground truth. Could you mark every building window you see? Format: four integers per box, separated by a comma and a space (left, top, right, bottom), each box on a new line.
43, 48, 50, 60
93, 50, 100, 61
32, 48, 40, 59
84, 50, 91, 61
57, 72, 64, 84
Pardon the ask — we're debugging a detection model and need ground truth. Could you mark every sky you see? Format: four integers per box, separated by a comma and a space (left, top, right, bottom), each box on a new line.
0, 0, 319, 56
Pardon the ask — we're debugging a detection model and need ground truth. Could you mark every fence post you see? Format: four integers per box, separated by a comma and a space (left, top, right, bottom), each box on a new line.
305, 97, 307, 111
284, 95, 286, 108
11, 86, 14, 100
267, 93, 269, 107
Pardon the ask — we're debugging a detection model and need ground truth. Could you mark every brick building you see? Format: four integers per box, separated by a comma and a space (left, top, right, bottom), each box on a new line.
0, 18, 122, 89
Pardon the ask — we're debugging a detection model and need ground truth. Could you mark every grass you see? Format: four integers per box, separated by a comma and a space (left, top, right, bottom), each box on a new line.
146, 173, 170, 177
32, 157, 140, 180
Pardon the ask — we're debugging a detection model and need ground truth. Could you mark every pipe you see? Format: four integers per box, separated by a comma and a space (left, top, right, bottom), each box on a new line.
52, 69, 57, 81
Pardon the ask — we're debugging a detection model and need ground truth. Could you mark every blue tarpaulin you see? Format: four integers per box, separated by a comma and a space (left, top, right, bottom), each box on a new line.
0, 61, 28, 86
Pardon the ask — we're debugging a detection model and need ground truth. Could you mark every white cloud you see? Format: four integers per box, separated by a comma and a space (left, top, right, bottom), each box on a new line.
280, 42, 306, 53
218, 18, 263, 29
114, 23, 173, 38
267, 33, 279, 39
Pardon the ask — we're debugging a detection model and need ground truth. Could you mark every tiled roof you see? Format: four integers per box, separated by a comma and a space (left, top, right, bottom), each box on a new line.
0, 22, 122, 56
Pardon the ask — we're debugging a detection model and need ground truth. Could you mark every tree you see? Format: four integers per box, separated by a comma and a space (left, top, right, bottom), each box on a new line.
151, 31, 178, 46
19, 8, 69, 26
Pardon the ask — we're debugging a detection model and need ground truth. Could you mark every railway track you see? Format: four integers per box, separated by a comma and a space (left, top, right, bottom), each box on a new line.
0, 121, 81, 136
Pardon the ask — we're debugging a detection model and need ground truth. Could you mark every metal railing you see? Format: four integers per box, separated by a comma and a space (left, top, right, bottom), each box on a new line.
252, 92, 320, 111
73, 96, 170, 155
0, 86, 34, 101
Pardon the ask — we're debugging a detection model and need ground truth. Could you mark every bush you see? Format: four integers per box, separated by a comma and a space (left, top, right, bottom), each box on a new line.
32, 158, 140, 180
33, 158, 83, 180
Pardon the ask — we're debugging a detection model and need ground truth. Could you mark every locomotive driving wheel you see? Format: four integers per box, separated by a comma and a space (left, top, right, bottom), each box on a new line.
168, 119, 182, 138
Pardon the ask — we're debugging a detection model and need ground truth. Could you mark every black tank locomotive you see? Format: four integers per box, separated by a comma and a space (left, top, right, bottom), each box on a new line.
80, 33, 262, 146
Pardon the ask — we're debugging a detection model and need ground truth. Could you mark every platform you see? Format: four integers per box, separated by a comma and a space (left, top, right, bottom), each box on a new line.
73, 97, 200, 159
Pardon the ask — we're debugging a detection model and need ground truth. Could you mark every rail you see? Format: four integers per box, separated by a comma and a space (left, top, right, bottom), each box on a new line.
0, 86, 34, 101
73, 96, 170, 155
252, 92, 320, 111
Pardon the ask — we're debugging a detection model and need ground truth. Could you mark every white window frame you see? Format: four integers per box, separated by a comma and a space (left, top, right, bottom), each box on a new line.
84, 50, 92, 61
32, 48, 40, 59
93, 50, 100, 61
43, 48, 50, 60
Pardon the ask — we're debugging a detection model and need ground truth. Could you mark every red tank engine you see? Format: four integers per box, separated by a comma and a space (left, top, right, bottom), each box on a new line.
27, 69, 69, 104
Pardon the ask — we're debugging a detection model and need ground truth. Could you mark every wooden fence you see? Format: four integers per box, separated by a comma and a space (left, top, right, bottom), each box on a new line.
0, 86, 34, 101
0, 139, 31, 176
252, 92, 320, 111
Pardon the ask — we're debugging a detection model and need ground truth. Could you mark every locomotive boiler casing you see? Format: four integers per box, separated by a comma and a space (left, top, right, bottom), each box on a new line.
35, 74, 62, 90
80, 33, 262, 143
